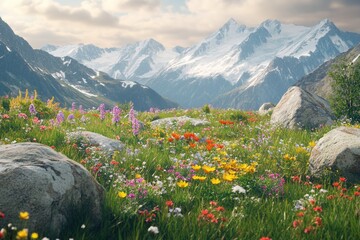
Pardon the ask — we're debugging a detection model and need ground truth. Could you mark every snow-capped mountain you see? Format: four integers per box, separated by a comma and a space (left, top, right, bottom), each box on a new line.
43, 18, 360, 109
0, 17, 177, 110
44, 39, 181, 82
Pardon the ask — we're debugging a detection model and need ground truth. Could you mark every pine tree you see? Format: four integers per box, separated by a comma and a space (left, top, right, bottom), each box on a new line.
329, 58, 360, 123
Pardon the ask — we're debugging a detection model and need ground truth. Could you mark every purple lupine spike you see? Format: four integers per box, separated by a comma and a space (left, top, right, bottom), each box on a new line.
99, 103, 106, 121
71, 102, 76, 112
112, 105, 121, 124
29, 103, 37, 116
56, 111, 65, 124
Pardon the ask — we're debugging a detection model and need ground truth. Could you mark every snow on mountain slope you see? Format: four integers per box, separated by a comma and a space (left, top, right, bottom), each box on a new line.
43, 39, 181, 83
43, 18, 360, 109
147, 18, 360, 109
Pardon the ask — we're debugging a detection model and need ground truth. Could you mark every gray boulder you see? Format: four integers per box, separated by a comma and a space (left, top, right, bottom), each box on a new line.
270, 86, 334, 129
67, 131, 124, 155
309, 127, 360, 182
0, 142, 104, 237
258, 102, 275, 115
151, 116, 210, 128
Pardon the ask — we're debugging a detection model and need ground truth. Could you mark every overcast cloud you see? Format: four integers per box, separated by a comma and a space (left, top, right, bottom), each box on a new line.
0, 0, 359, 49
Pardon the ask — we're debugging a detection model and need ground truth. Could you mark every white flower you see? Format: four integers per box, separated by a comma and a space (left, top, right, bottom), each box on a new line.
232, 185, 246, 194
148, 226, 159, 234
319, 189, 328, 194
81, 224, 86, 229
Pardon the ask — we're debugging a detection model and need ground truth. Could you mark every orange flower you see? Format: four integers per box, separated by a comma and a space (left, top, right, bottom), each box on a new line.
171, 132, 181, 140
166, 200, 174, 207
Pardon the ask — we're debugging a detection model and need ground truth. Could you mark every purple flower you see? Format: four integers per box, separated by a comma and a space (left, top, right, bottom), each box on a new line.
29, 104, 37, 115
99, 103, 106, 121
71, 102, 76, 112
128, 193, 136, 199
129, 106, 140, 136
67, 114, 75, 121
112, 106, 121, 124
79, 105, 85, 114
56, 111, 65, 124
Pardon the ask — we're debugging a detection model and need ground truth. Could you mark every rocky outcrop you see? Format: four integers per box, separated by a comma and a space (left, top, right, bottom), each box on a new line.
258, 102, 275, 115
151, 116, 210, 128
0, 143, 104, 237
270, 86, 334, 129
67, 131, 124, 156
309, 127, 360, 182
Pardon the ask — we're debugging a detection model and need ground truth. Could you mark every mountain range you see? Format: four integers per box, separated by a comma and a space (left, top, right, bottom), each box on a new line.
0, 17, 177, 111
44, 18, 360, 109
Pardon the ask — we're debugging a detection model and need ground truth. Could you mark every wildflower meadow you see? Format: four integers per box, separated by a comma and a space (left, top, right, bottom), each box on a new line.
0, 92, 360, 240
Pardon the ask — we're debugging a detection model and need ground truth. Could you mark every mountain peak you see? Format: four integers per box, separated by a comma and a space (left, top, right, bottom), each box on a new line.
260, 19, 281, 34
218, 18, 246, 34
316, 18, 337, 30
139, 38, 165, 52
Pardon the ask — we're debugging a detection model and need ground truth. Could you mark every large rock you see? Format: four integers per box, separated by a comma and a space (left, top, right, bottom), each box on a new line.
258, 102, 275, 115
270, 86, 334, 129
0, 143, 104, 237
151, 116, 210, 128
309, 127, 360, 182
67, 131, 124, 155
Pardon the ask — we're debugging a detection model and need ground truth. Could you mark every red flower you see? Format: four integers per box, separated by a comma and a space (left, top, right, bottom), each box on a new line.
304, 226, 313, 234
206, 213, 215, 220
0, 230, 4, 239
296, 211, 305, 217
291, 175, 301, 183
339, 177, 346, 182
292, 220, 301, 228
259, 237, 272, 240
166, 200, 174, 207
110, 160, 119, 165
209, 201, 217, 206
327, 195, 336, 200
314, 217, 322, 226
201, 209, 209, 215
314, 184, 322, 189
354, 191, 360, 197
215, 206, 225, 212
313, 206, 322, 212
332, 182, 340, 187
0, 211, 5, 219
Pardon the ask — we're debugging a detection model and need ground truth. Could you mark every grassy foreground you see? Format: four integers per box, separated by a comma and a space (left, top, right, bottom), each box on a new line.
0, 93, 360, 240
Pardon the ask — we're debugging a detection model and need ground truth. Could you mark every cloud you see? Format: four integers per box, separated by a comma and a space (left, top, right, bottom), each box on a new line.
0, 0, 359, 49
20, 0, 119, 27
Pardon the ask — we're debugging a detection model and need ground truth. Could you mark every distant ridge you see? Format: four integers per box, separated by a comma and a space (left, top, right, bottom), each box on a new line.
0, 17, 177, 110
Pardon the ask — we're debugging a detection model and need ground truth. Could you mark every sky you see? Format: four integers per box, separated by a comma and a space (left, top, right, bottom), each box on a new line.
0, 0, 359, 49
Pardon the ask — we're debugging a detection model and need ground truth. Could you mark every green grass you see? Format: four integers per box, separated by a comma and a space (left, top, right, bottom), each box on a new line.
0, 98, 360, 240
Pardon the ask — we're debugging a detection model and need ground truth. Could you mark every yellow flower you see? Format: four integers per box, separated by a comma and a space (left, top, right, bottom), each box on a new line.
202, 165, 216, 174
223, 172, 237, 182
135, 174, 142, 179
211, 178, 221, 185
16, 229, 28, 240
177, 180, 189, 188
192, 175, 207, 181
31, 232, 39, 239
118, 191, 127, 198
191, 165, 201, 171
19, 212, 29, 220
308, 141, 316, 148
